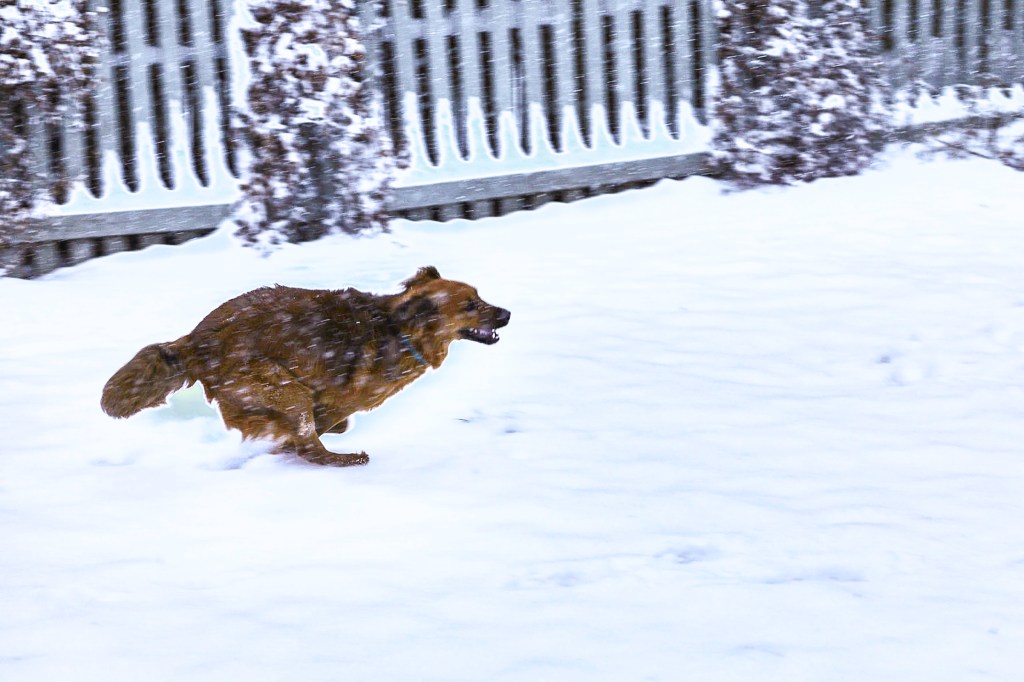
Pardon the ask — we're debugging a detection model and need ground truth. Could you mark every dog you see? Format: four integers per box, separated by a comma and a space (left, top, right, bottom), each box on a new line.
101, 266, 510, 466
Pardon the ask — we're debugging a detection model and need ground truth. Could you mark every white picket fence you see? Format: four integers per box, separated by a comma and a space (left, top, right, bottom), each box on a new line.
9, 0, 239, 276
371, 0, 716, 221
5, 0, 1024, 276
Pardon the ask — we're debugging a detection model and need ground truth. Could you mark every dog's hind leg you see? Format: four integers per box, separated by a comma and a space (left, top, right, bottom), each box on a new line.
212, 364, 368, 467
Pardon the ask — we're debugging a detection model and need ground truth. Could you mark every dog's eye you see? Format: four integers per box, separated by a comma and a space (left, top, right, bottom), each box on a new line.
464, 300, 478, 313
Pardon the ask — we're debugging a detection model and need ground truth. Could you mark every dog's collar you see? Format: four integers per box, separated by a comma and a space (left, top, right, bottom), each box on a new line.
401, 335, 428, 367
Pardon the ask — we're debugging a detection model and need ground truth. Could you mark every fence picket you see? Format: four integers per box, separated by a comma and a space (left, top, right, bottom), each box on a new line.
388, 1, 420, 119
187, 0, 217, 90
891, 0, 909, 86
124, 0, 153, 191
96, 0, 131, 192
939, 0, 956, 84
916, 0, 939, 85
549, 0, 577, 150
642, 0, 667, 133
988, 0, 1008, 79
579, 0, 605, 145
454, 0, 482, 105
518, 0, 546, 153
155, 0, 184, 187
611, 2, 635, 141
964, 0, 981, 80
698, 0, 715, 116
485, 2, 515, 156
669, 0, 693, 134
58, 97, 85, 198
423, 0, 454, 135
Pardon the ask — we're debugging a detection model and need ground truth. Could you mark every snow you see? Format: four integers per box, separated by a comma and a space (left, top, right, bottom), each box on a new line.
3, 148, 1024, 680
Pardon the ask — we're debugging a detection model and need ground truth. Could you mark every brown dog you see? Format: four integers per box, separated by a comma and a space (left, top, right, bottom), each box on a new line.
101, 267, 510, 466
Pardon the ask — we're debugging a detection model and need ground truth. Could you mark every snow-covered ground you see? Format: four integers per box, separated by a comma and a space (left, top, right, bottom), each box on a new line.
3, 148, 1024, 681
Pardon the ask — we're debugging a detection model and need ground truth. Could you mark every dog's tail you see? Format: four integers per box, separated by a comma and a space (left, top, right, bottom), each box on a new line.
101, 339, 190, 418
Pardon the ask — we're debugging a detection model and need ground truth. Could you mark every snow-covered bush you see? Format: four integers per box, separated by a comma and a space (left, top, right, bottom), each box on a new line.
711, 0, 891, 186
232, 0, 399, 248
0, 0, 100, 253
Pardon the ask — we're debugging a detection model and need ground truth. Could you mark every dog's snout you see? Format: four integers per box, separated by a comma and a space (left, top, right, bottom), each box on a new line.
494, 307, 511, 327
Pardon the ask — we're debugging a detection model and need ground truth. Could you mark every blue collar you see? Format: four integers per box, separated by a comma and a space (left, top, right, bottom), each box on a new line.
401, 335, 428, 366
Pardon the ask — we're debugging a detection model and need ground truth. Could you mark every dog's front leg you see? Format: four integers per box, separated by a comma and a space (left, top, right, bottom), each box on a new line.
284, 408, 367, 467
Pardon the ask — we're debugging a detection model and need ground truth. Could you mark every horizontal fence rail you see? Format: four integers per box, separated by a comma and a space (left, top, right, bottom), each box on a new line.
3, 0, 1024, 277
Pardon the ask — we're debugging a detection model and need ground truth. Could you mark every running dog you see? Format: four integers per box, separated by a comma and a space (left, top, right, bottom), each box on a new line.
101, 267, 510, 466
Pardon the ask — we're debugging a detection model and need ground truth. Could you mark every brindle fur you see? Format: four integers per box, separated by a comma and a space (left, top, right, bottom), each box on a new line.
101, 267, 510, 466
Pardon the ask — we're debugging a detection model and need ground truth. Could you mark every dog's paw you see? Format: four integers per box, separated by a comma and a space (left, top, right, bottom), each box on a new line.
320, 451, 370, 467
294, 448, 370, 467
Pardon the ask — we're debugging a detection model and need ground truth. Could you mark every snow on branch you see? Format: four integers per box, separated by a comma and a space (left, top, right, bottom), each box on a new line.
912, 78, 1024, 173
711, 0, 891, 187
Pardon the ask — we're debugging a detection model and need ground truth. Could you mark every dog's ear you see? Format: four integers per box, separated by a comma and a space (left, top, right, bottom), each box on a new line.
393, 295, 439, 329
402, 266, 442, 291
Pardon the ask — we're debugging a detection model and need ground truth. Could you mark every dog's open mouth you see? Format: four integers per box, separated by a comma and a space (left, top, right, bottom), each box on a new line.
460, 327, 500, 345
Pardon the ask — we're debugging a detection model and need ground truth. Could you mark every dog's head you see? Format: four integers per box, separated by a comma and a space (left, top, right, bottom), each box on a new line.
395, 266, 511, 345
